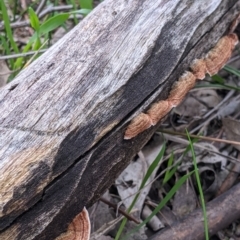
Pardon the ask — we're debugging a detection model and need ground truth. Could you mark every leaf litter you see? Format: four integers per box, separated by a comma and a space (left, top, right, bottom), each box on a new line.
91, 56, 240, 239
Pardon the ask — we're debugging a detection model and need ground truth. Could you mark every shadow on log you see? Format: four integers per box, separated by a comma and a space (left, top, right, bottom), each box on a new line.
0, 0, 240, 239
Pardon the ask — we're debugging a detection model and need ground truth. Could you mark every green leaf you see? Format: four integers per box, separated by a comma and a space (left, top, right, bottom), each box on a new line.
0, 0, 19, 54
39, 13, 70, 36
163, 153, 174, 184
0, 34, 14, 67
140, 142, 166, 188
79, 0, 93, 10
28, 7, 40, 31
14, 12, 70, 67
163, 153, 180, 185
33, 38, 41, 51
211, 74, 224, 84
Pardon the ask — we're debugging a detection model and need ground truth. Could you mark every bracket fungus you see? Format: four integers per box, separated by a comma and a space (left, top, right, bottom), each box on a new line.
124, 32, 239, 140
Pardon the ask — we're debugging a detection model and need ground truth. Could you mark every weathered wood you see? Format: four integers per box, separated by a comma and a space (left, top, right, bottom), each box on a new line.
0, 0, 239, 239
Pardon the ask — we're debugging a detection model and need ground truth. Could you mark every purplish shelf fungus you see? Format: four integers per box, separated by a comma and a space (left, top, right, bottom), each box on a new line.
124, 31, 239, 140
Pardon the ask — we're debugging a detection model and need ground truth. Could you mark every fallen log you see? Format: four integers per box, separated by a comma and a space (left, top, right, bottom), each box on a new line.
149, 182, 240, 240
0, 0, 239, 239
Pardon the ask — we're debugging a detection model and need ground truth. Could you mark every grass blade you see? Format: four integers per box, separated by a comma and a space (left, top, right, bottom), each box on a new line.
39, 13, 69, 36
163, 153, 180, 185
114, 142, 166, 240
186, 130, 209, 240
0, 0, 19, 54
28, 7, 40, 31
223, 65, 240, 77
122, 171, 194, 240
14, 13, 70, 69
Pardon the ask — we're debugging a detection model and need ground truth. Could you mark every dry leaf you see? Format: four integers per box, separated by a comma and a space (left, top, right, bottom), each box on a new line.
196, 166, 218, 200
89, 191, 114, 233
195, 89, 221, 108
0, 60, 10, 87
175, 95, 208, 118
223, 117, 240, 151
116, 135, 164, 217
217, 98, 240, 118
175, 89, 221, 118
172, 182, 196, 217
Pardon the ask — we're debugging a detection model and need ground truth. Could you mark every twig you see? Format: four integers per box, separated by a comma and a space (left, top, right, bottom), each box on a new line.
99, 197, 140, 224
149, 182, 240, 240
36, 0, 48, 15
189, 90, 237, 134
0, 5, 74, 31
216, 153, 240, 196
161, 132, 239, 163
0, 49, 46, 60
38, 5, 74, 19
159, 129, 240, 146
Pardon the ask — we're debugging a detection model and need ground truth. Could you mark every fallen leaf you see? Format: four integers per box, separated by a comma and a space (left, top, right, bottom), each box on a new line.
175, 89, 221, 118
217, 98, 240, 119
0, 60, 10, 87
223, 117, 240, 151
116, 135, 164, 218
89, 191, 114, 233
172, 182, 196, 217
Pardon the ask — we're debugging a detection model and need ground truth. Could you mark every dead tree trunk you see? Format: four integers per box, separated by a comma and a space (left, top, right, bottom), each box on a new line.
0, 0, 239, 239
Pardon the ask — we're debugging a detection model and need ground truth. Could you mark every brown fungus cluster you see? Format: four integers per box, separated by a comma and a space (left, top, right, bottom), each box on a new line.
124, 33, 239, 140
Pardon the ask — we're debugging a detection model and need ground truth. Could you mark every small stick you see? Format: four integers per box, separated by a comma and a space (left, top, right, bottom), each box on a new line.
99, 197, 140, 224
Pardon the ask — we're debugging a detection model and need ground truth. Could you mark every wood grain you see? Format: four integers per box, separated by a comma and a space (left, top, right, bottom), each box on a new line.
0, 0, 240, 239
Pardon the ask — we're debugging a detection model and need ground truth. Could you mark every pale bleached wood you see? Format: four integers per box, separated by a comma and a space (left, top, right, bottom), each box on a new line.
0, 0, 239, 239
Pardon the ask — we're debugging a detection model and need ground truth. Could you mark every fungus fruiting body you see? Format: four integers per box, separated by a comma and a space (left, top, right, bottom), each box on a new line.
124, 32, 239, 140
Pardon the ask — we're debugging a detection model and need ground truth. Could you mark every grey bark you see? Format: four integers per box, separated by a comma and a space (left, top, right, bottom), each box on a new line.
0, 0, 239, 239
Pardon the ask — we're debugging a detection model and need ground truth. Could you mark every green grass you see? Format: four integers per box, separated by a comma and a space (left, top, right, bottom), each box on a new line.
0, 0, 94, 79
115, 141, 195, 240
0, 0, 19, 69
122, 171, 194, 240
115, 142, 166, 240
224, 65, 240, 77
186, 130, 209, 240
